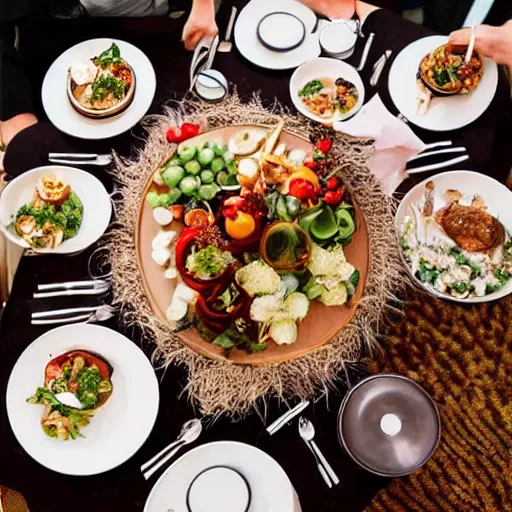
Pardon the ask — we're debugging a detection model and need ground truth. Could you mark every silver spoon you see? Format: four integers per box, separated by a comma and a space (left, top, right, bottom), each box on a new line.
298, 417, 340, 487
141, 419, 202, 480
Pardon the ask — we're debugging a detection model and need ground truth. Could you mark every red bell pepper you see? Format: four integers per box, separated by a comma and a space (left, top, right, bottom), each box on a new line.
195, 283, 251, 333
175, 228, 234, 294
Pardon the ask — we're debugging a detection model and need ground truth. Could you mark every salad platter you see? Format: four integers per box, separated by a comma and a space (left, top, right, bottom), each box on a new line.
137, 123, 369, 365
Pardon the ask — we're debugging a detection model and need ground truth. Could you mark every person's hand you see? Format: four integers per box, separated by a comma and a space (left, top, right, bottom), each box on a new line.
182, 0, 218, 51
449, 20, 512, 67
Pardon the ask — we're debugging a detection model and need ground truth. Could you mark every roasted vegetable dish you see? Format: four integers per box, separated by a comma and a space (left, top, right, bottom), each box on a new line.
419, 44, 483, 95
69, 42, 134, 112
27, 350, 113, 440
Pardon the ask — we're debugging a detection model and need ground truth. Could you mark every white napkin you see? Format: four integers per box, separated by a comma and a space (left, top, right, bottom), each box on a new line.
334, 94, 426, 195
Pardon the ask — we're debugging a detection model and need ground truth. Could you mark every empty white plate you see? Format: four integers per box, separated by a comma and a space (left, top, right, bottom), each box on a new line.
6, 324, 160, 475
257, 12, 305, 52
388, 35, 498, 131
0, 165, 112, 254
234, 0, 320, 70
144, 441, 300, 512
42, 38, 156, 139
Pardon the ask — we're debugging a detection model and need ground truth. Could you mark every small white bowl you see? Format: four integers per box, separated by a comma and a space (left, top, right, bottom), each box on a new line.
0, 165, 112, 254
290, 57, 365, 124
320, 20, 358, 59
195, 69, 228, 102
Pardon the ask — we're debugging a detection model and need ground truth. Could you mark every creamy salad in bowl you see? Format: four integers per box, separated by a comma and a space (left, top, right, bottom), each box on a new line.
400, 216, 512, 299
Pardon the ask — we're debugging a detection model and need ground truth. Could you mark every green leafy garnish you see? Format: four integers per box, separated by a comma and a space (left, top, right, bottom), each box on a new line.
95, 42, 121, 67
212, 285, 240, 313
16, 191, 83, 240
186, 245, 233, 280
91, 75, 127, 102
299, 80, 324, 97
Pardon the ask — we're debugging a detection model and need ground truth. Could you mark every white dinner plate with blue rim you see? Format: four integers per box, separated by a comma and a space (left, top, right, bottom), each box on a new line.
234, 0, 320, 70
388, 35, 498, 131
42, 38, 156, 139
144, 441, 301, 512
6, 324, 160, 475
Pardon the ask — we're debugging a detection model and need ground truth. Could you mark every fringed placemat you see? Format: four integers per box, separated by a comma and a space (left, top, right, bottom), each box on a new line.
100, 93, 405, 418
366, 291, 512, 512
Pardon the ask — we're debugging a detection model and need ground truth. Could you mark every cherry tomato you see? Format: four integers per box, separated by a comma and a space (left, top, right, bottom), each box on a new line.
326, 177, 340, 190
166, 126, 183, 143
316, 138, 332, 154
303, 158, 318, 171
288, 178, 317, 201
180, 123, 200, 140
324, 190, 343, 207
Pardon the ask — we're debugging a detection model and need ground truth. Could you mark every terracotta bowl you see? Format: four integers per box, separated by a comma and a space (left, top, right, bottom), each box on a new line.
136, 125, 370, 365
67, 62, 136, 119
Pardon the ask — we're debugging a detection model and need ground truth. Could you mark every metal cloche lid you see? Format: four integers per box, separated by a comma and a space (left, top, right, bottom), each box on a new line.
338, 374, 441, 477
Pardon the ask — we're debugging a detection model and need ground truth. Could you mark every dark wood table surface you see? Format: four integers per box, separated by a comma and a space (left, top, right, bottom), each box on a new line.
1, 3, 510, 512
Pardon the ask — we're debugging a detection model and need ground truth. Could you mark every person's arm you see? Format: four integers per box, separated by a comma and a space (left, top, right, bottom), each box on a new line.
449, 20, 512, 67
182, 0, 218, 51
297, 0, 356, 20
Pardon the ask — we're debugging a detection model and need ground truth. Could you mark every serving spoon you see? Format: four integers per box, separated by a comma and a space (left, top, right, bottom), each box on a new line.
141, 419, 202, 480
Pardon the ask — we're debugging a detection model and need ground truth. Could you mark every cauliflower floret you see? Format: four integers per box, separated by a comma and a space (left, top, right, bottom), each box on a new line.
269, 319, 298, 345
250, 295, 283, 323
284, 292, 309, 320
236, 260, 281, 297
307, 244, 355, 288
307, 244, 349, 277
319, 283, 348, 306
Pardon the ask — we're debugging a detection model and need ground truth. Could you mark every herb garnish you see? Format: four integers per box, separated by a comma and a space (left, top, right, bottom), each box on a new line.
299, 80, 324, 97
91, 75, 127, 102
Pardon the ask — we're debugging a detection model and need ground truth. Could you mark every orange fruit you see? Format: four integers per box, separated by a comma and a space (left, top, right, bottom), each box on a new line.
225, 212, 256, 240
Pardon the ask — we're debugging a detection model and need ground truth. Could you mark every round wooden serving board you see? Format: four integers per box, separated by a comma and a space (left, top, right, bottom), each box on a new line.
136, 125, 369, 365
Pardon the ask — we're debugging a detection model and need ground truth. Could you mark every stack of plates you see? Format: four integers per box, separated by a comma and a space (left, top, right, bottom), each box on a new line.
234, 0, 320, 70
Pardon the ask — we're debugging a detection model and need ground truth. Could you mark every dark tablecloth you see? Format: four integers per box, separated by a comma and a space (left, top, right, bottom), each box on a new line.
1, 4, 511, 512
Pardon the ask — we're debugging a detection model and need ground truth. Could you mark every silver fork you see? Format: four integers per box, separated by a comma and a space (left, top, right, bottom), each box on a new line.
31, 305, 115, 325
48, 153, 113, 166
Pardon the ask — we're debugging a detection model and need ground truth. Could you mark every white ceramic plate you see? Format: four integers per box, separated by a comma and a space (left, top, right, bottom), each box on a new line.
0, 165, 112, 254
290, 58, 365, 123
144, 441, 301, 512
396, 171, 512, 303
6, 324, 159, 475
234, 0, 320, 70
388, 35, 498, 132
42, 38, 156, 139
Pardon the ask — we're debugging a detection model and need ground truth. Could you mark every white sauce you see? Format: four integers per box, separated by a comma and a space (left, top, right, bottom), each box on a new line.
70, 60, 98, 86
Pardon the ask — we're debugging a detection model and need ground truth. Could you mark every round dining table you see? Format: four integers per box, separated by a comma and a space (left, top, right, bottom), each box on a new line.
1, 2, 511, 511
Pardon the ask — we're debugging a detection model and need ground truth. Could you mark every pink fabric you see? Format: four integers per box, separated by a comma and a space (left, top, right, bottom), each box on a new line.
334, 94, 425, 195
